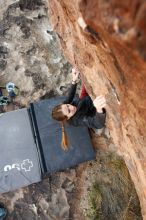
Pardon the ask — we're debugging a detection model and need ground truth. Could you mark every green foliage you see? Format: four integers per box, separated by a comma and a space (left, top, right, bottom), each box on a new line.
87, 183, 102, 220
109, 158, 126, 171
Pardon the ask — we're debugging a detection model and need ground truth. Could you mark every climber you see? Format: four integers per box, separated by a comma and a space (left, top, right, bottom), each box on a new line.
52, 67, 106, 150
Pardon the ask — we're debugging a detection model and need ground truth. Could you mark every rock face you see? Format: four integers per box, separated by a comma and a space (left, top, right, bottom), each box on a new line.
48, 0, 146, 218
0, 0, 143, 219
0, 0, 72, 107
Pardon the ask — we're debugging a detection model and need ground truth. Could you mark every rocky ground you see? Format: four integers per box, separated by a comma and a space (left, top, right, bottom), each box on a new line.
0, 0, 142, 219
0, 132, 142, 220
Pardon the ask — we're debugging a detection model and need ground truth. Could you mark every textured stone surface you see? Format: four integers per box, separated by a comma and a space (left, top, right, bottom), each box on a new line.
0, 149, 142, 220
48, 0, 146, 218
0, 0, 72, 107
0, 0, 143, 219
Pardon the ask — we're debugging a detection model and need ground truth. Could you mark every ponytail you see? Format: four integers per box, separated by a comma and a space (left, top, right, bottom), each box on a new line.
61, 121, 69, 151
52, 104, 70, 151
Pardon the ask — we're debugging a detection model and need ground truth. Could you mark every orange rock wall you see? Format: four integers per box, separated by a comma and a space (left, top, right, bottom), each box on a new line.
48, 0, 146, 218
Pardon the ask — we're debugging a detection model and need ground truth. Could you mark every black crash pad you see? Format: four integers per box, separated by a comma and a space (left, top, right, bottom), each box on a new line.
30, 97, 96, 174
0, 109, 42, 193
0, 97, 96, 193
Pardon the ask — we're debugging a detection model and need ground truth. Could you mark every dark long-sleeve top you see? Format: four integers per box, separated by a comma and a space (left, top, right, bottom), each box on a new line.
63, 83, 106, 129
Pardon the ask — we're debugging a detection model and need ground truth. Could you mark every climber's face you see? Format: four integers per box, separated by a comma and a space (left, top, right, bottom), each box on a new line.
61, 104, 77, 119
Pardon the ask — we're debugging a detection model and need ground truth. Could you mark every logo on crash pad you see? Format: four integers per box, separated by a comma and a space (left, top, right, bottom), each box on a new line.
4, 159, 33, 172
21, 159, 33, 172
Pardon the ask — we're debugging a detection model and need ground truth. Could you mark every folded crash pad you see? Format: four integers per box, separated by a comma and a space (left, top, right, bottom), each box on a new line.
0, 109, 42, 193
